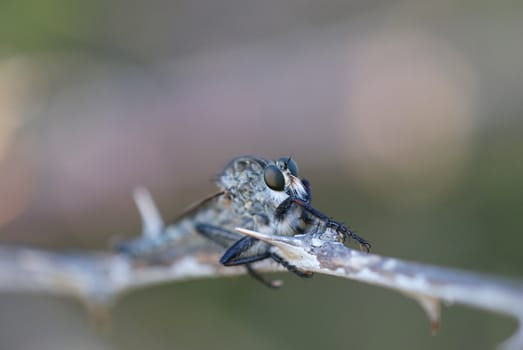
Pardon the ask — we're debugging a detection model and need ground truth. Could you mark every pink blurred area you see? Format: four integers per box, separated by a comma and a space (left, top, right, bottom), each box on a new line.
0, 1, 521, 250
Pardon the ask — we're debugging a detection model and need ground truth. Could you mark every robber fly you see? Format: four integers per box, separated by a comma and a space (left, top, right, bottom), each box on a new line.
117, 156, 370, 287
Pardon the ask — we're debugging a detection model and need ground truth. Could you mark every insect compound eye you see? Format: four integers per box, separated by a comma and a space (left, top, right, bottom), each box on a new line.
264, 165, 285, 191
278, 157, 299, 177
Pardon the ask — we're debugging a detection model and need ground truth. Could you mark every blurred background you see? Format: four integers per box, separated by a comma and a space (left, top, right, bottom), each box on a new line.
0, 0, 522, 349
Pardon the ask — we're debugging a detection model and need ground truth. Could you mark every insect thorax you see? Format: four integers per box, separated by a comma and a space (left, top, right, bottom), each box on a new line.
218, 156, 320, 238
218, 156, 284, 232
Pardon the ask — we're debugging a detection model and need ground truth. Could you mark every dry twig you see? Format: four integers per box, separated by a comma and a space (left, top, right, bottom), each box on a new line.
0, 188, 521, 349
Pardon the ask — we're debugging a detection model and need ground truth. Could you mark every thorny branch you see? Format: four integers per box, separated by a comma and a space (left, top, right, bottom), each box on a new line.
0, 188, 522, 349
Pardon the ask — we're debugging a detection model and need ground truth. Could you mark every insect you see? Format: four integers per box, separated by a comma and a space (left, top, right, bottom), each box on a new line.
117, 156, 370, 287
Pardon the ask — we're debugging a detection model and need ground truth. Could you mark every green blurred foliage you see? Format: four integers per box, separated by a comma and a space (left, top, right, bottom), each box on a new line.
0, 0, 98, 51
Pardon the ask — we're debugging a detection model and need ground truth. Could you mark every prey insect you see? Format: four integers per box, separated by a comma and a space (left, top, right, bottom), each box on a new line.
116, 156, 371, 288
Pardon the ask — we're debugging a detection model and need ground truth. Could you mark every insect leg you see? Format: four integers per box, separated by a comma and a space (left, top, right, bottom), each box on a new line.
274, 197, 294, 221
246, 265, 282, 289
274, 178, 313, 220
283, 198, 372, 252
223, 236, 312, 283
326, 221, 372, 252
196, 224, 281, 288
219, 236, 270, 265
221, 237, 284, 288
270, 253, 313, 278
195, 223, 243, 248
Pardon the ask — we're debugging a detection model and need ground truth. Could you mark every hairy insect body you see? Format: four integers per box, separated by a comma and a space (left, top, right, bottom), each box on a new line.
116, 156, 289, 260
209, 157, 309, 266
117, 155, 370, 285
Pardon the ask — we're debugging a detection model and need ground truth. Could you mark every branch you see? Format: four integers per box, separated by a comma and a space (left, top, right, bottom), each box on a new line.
0, 188, 281, 307
236, 227, 523, 350
0, 188, 521, 349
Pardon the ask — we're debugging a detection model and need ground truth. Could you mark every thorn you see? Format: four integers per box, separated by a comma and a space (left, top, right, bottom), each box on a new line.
431, 320, 440, 335
403, 292, 441, 335
84, 301, 113, 333
133, 187, 164, 238
234, 227, 302, 247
